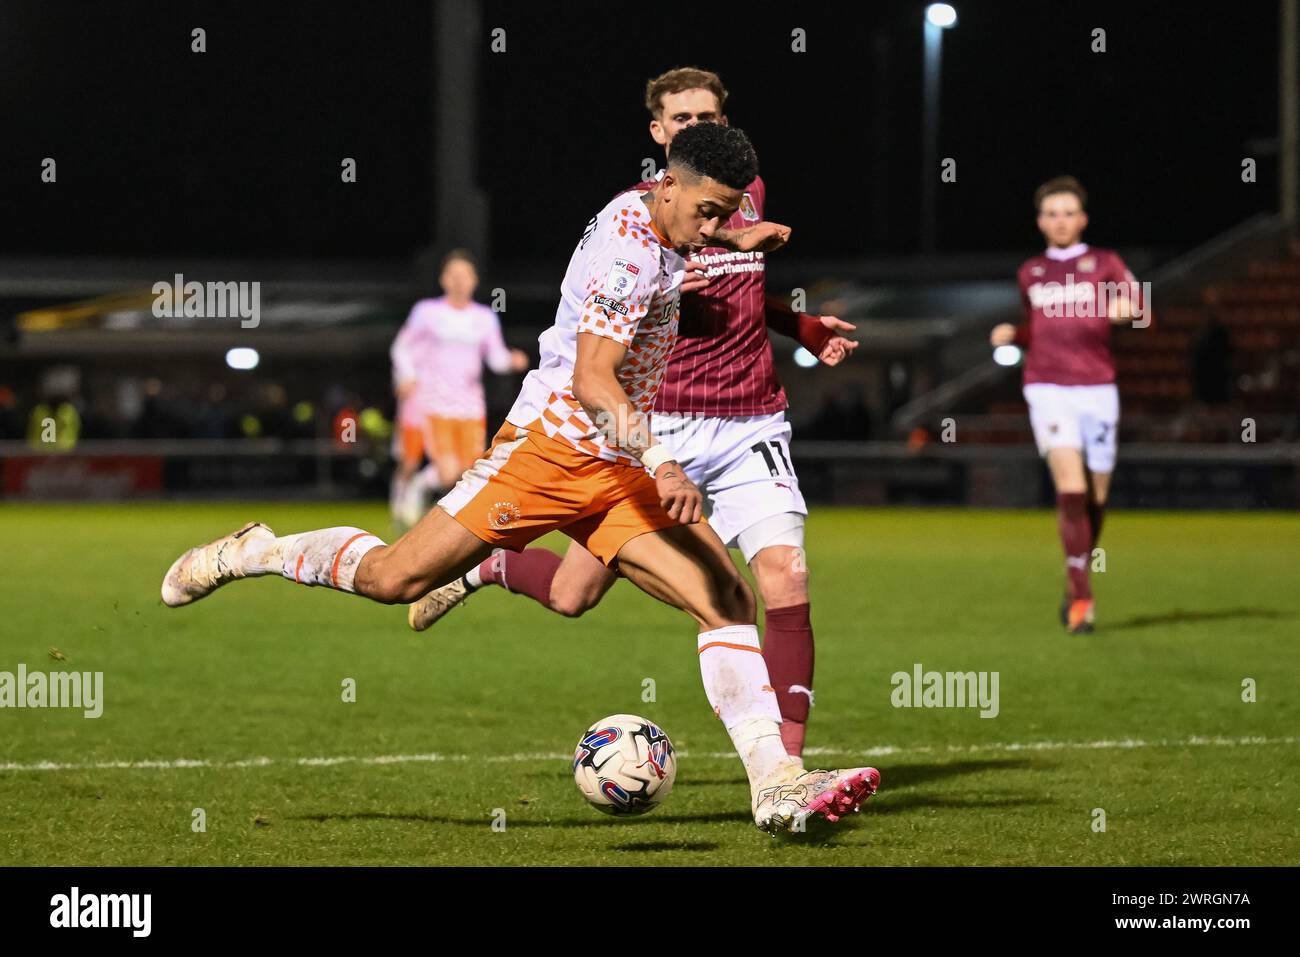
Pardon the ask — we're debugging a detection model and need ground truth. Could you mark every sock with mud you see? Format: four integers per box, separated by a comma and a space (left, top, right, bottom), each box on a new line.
242, 527, 385, 593
697, 624, 798, 791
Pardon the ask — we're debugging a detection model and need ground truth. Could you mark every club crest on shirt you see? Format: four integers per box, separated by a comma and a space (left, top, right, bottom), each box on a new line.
739, 192, 759, 221
606, 258, 641, 300
1031, 265, 1045, 277
1077, 256, 1096, 273
488, 501, 521, 529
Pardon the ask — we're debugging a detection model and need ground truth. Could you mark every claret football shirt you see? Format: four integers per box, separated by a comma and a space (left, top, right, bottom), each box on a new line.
1015, 242, 1142, 386
630, 174, 828, 417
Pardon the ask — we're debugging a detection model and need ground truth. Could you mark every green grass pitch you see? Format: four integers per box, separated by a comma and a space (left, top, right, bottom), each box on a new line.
1, 502, 1297, 866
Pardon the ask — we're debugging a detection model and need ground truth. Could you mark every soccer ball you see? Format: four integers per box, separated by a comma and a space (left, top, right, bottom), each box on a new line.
573, 714, 677, 815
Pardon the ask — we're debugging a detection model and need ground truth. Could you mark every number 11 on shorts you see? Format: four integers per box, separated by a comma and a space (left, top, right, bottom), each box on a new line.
751, 439, 793, 477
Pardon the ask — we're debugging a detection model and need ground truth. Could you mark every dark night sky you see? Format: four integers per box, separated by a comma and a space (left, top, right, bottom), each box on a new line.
1, 0, 1285, 266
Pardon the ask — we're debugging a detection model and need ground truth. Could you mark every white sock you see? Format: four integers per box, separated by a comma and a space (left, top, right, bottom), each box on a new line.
417, 464, 443, 493
697, 625, 798, 789
242, 527, 385, 593
390, 473, 410, 521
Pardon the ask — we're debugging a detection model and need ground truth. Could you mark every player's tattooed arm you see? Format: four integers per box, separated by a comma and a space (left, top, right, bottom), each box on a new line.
651, 461, 702, 524
574, 332, 702, 523
711, 221, 792, 253
573, 332, 654, 458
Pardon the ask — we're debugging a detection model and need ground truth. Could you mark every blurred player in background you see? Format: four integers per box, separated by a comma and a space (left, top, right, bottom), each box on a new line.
409, 67, 857, 760
390, 249, 528, 529
162, 123, 880, 831
990, 176, 1147, 634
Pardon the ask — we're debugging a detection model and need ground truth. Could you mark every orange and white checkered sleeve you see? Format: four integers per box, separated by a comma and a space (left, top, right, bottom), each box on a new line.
577, 247, 657, 348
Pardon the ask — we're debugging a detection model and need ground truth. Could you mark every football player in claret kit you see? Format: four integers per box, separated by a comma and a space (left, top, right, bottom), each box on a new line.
409, 67, 858, 760
389, 248, 528, 529
161, 122, 880, 833
990, 176, 1148, 634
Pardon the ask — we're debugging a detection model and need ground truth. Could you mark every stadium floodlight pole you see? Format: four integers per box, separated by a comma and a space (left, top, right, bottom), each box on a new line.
1282, 0, 1298, 231
921, 3, 957, 255
432, 0, 489, 275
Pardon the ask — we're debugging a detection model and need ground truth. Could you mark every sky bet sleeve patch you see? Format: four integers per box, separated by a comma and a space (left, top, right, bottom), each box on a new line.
605, 258, 641, 300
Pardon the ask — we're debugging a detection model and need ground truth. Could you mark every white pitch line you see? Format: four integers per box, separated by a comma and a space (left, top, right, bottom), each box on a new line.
0, 734, 1295, 775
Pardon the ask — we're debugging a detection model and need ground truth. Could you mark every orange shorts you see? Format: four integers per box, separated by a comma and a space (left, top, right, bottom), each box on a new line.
400, 416, 486, 470
437, 421, 682, 567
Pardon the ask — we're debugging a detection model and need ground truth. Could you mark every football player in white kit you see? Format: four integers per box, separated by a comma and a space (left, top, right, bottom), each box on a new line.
162, 122, 881, 831
409, 68, 857, 759
390, 249, 528, 529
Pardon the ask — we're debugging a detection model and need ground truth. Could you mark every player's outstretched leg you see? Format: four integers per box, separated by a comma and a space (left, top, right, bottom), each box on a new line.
615, 522, 879, 833
161, 506, 492, 608
161, 522, 283, 607
409, 541, 615, 631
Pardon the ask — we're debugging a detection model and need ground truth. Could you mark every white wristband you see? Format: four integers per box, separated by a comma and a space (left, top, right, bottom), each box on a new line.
641, 445, 677, 477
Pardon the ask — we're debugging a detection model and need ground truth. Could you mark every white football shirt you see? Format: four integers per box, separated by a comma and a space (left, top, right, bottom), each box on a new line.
507, 189, 683, 464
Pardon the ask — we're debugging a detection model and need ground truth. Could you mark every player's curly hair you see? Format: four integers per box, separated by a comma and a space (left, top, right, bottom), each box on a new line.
667, 122, 758, 191
1035, 175, 1087, 212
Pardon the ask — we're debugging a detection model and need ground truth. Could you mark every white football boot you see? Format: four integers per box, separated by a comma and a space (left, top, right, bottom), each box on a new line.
161, 522, 275, 607
407, 577, 469, 632
752, 764, 881, 833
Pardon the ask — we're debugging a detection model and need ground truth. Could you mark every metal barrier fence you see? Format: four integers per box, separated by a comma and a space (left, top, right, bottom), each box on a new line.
3, 439, 1298, 509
